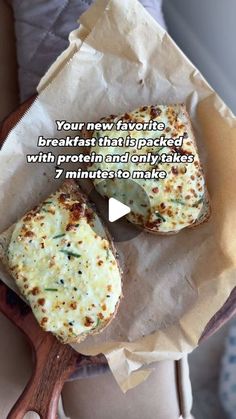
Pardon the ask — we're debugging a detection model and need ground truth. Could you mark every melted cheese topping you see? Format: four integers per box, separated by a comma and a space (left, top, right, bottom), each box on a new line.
7, 186, 122, 343
89, 104, 208, 233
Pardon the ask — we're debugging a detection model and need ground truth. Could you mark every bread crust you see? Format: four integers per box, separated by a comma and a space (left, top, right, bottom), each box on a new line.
0, 180, 122, 344
61, 181, 123, 344
87, 104, 211, 235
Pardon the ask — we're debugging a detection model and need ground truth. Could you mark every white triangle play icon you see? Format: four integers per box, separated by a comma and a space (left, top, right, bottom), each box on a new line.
108, 197, 131, 222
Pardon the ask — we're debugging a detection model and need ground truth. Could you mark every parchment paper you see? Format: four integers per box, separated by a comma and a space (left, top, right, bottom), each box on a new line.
1, 0, 236, 392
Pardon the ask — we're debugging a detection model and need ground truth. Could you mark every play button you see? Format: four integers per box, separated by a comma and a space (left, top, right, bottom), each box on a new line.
108, 198, 131, 222
82, 178, 151, 242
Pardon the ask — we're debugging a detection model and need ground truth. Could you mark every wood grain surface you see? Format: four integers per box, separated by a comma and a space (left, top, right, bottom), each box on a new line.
0, 281, 81, 418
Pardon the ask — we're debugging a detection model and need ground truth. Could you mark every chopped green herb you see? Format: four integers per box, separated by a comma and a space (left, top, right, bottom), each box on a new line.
44, 201, 53, 204
60, 250, 81, 258
153, 146, 165, 155
42, 209, 50, 213
93, 318, 100, 329
53, 233, 66, 239
155, 212, 166, 222
45, 288, 58, 291
94, 132, 100, 141
170, 199, 186, 206
106, 248, 110, 260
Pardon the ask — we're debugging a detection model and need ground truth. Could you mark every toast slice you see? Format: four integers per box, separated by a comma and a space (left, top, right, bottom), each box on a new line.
0, 180, 122, 344
88, 104, 211, 234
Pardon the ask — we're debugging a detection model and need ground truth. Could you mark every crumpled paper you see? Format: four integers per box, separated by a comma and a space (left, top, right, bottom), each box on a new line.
0, 0, 236, 392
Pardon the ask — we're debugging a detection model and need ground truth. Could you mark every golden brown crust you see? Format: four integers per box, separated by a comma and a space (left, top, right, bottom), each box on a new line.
130, 191, 211, 236
60, 182, 123, 344
143, 105, 211, 234
142, 190, 211, 236
63, 297, 121, 344
87, 104, 211, 235
180, 105, 211, 230
0, 180, 122, 344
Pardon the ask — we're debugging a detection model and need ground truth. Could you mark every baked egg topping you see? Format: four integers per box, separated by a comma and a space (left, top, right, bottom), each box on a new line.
89, 104, 207, 233
7, 187, 122, 343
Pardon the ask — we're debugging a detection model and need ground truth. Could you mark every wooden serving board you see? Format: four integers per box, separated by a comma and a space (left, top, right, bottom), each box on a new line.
1, 96, 236, 417
0, 97, 107, 419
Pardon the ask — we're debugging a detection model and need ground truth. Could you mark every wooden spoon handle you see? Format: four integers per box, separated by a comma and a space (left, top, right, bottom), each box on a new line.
7, 333, 80, 419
